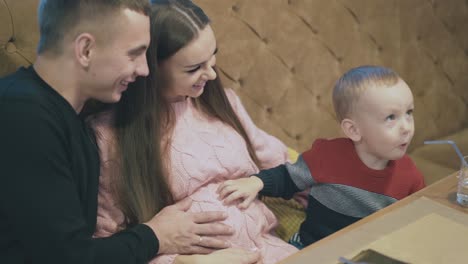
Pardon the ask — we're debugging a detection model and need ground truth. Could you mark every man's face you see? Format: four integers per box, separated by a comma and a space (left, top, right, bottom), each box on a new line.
84, 8, 150, 103
353, 80, 415, 167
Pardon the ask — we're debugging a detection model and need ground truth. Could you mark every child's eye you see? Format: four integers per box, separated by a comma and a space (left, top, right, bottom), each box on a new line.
406, 109, 414, 116
187, 66, 200, 73
385, 114, 396, 121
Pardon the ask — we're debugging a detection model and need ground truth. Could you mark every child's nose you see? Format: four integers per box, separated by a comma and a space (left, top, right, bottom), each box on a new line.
401, 118, 413, 134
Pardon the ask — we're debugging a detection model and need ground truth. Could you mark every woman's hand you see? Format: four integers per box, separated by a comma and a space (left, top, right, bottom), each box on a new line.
175, 248, 262, 264
217, 176, 264, 209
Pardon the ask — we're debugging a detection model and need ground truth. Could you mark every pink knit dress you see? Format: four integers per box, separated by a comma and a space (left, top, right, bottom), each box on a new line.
93, 89, 298, 263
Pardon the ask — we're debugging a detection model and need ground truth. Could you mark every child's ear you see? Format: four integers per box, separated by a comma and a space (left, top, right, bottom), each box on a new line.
341, 118, 361, 142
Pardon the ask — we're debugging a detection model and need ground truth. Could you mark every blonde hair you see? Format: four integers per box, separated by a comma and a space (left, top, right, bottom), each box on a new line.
332, 65, 400, 121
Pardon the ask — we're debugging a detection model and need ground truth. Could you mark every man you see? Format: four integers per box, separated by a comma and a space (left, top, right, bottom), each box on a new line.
0, 1, 235, 263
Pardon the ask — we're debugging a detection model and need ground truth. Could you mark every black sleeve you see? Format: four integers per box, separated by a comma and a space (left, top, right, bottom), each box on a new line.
0, 101, 158, 264
257, 164, 301, 199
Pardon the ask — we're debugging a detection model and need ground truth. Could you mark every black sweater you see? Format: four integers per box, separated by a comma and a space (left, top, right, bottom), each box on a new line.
0, 67, 158, 264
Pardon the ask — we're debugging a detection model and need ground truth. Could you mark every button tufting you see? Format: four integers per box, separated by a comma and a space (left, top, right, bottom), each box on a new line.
6, 41, 17, 53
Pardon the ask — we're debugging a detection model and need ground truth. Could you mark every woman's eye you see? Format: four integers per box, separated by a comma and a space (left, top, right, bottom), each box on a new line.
187, 66, 200, 73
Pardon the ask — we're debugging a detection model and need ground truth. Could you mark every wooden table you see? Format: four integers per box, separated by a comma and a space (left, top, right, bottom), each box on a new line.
279, 172, 468, 264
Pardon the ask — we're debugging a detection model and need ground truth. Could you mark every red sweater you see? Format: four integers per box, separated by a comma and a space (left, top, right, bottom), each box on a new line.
258, 138, 425, 246
302, 138, 425, 200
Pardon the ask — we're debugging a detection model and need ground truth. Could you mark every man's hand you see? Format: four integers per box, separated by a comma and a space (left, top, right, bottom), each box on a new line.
216, 176, 263, 209
144, 199, 233, 255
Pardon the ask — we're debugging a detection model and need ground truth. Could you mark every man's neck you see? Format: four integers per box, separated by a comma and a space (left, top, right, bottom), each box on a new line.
33, 55, 86, 113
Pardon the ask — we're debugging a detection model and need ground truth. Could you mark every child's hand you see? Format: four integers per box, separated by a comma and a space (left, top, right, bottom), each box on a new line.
217, 176, 264, 209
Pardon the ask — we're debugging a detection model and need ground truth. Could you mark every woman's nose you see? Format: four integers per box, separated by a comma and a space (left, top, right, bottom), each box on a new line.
204, 66, 217, 80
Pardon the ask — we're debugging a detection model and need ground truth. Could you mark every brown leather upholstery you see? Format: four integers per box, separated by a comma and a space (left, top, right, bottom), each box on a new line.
1, 0, 467, 184
0, 0, 38, 74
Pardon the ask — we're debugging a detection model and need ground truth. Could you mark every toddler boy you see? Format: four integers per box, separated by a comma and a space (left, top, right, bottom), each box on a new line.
217, 65, 425, 248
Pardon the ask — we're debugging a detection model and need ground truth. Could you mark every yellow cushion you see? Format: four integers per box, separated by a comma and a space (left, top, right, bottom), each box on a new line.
287, 147, 299, 163
262, 148, 306, 241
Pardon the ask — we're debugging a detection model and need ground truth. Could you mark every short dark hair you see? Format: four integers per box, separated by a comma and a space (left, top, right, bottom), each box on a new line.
37, 0, 150, 54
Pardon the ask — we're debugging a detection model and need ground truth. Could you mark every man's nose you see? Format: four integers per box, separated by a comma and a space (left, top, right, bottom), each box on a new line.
136, 56, 149, 77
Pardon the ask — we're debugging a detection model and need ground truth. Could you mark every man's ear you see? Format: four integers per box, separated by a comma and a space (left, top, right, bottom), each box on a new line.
341, 118, 361, 142
75, 33, 95, 68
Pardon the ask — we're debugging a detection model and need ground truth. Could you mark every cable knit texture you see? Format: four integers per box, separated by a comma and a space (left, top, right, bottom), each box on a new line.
93, 89, 298, 264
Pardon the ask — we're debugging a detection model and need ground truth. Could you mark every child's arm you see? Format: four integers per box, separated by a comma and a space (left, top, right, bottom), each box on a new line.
217, 176, 264, 209
256, 163, 302, 198
218, 161, 306, 208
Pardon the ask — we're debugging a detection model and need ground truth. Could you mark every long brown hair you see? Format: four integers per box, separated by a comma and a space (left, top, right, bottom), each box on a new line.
112, 73, 173, 226
84, 74, 172, 226
147, 0, 260, 165
100, 0, 261, 225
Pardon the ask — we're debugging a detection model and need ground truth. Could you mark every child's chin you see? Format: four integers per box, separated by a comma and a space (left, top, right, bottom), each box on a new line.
391, 153, 406, 160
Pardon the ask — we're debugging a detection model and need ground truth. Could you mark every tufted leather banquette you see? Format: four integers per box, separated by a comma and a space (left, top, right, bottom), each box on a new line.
1, 0, 467, 185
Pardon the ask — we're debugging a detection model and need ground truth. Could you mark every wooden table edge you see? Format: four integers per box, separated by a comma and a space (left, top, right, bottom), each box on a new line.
279, 171, 468, 263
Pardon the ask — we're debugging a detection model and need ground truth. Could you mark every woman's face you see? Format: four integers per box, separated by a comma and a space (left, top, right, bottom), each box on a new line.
159, 25, 217, 102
